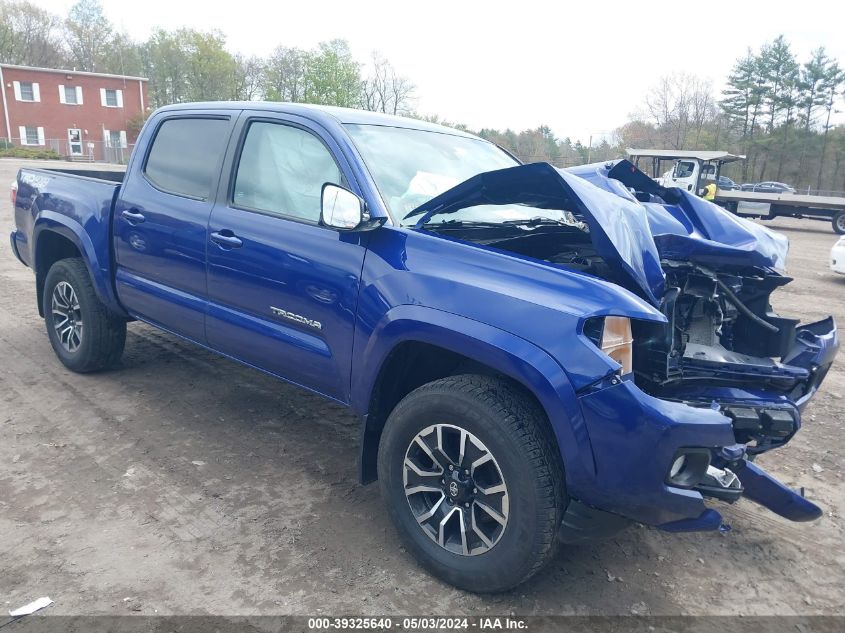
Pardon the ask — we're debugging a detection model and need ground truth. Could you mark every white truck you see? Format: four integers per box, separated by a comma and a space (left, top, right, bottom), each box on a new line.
627, 149, 845, 235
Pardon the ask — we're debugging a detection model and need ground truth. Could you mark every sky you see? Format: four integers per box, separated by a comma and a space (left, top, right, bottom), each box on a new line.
35, 0, 845, 144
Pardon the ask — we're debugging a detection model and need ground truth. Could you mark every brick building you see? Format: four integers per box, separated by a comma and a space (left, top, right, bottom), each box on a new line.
0, 64, 149, 162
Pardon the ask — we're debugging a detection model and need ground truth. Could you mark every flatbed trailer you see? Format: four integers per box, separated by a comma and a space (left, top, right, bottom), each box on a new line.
715, 189, 845, 234
627, 149, 845, 234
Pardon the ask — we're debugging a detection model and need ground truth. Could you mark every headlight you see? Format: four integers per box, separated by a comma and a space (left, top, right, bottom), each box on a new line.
599, 316, 633, 375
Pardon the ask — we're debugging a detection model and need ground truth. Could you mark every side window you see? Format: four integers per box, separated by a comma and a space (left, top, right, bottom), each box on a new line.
145, 118, 230, 200
674, 161, 695, 178
233, 121, 342, 222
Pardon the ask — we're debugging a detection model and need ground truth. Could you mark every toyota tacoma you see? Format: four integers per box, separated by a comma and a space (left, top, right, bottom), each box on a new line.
9, 103, 839, 592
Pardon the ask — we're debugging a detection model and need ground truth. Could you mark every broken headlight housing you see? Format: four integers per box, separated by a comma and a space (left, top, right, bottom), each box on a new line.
584, 316, 634, 375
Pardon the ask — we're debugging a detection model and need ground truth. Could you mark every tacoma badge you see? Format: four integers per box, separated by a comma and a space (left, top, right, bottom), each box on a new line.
270, 306, 322, 330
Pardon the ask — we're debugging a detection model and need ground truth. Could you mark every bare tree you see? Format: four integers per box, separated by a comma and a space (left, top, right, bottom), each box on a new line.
642, 73, 716, 149
362, 52, 415, 115
231, 54, 265, 100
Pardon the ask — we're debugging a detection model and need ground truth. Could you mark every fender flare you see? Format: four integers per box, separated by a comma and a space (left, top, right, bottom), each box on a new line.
33, 212, 123, 315
352, 304, 598, 488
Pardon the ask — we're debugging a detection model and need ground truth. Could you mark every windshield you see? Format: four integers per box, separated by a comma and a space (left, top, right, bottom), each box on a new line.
346, 123, 548, 226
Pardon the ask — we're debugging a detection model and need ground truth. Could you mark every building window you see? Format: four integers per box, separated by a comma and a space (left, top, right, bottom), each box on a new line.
101, 88, 123, 107
19, 126, 44, 146
13, 81, 40, 102
108, 130, 122, 148
59, 85, 83, 105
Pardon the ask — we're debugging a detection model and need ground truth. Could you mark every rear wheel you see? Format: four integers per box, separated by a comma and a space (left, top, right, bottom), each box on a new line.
43, 258, 126, 372
833, 211, 845, 235
378, 375, 566, 592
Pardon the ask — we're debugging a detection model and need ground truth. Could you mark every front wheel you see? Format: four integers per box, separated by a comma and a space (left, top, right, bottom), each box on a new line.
833, 210, 845, 235
43, 258, 126, 373
378, 375, 566, 592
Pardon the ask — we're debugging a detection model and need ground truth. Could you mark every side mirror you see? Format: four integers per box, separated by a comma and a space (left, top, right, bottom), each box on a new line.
321, 183, 375, 231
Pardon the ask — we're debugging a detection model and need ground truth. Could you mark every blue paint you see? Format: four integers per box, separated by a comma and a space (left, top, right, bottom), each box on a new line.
737, 461, 823, 522
569, 159, 790, 272
10, 102, 839, 535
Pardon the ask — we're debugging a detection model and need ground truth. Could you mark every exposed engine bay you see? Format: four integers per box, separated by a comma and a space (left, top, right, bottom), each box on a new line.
407, 158, 837, 522
417, 155, 840, 459
431, 221, 794, 370
428, 217, 830, 456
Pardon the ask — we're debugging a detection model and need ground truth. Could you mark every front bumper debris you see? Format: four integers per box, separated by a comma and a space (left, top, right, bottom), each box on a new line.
572, 315, 836, 533
734, 460, 823, 522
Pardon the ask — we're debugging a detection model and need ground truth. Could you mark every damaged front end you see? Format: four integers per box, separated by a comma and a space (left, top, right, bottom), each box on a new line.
406, 159, 838, 529
631, 260, 836, 524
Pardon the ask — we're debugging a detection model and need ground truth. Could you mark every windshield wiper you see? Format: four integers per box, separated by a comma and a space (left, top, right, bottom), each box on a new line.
414, 217, 577, 230
501, 217, 572, 227
414, 219, 512, 229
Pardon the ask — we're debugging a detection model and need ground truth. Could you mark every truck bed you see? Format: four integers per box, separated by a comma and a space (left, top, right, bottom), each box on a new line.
12, 167, 124, 313
34, 167, 126, 183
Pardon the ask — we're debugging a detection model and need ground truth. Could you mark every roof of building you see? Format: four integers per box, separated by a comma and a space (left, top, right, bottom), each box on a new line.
0, 63, 147, 82
157, 101, 479, 138
626, 148, 746, 163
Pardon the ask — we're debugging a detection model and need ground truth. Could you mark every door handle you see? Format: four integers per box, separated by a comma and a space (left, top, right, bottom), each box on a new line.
210, 230, 243, 249
121, 209, 145, 224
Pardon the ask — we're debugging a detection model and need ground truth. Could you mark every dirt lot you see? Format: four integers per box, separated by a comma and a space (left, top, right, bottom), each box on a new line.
1, 158, 844, 617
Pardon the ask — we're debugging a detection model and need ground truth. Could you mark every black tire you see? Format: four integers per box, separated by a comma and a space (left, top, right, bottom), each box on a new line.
43, 258, 126, 372
378, 374, 566, 592
833, 211, 845, 235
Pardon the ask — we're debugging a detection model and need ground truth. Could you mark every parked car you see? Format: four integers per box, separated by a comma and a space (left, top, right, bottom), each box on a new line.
10, 102, 839, 592
740, 181, 796, 194
716, 175, 740, 190
832, 236, 845, 275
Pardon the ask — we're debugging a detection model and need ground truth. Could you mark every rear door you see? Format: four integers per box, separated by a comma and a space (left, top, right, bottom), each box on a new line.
205, 111, 370, 402
114, 111, 235, 341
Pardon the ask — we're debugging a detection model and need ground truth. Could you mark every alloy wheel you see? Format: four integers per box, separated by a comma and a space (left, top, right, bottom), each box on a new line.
403, 423, 509, 556
51, 281, 83, 353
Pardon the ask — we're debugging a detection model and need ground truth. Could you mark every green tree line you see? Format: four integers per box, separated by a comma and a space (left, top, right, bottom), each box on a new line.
0, 0, 417, 116
618, 37, 845, 192
2, 1, 844, 191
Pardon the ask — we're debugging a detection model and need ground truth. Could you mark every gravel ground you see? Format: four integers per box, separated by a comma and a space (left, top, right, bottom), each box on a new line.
1, 158, 843, 617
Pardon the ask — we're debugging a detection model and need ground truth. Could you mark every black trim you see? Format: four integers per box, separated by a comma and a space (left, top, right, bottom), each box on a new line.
665, 448, 711, 488
557, 499, 632, 544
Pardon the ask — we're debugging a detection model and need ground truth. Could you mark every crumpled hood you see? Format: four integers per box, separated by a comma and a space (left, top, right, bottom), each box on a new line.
568, 159, 790, 273
406, 159, 790, 307
406, 162, 666, 305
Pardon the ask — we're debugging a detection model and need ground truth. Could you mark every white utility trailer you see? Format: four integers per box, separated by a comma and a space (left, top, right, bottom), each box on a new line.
627, 148, 845, 234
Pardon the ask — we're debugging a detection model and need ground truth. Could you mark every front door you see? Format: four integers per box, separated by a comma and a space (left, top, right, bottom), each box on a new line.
669, 160, 699, 192
67, 128, 82, 156
205, 113, 369, 402
113, 112, 235, 342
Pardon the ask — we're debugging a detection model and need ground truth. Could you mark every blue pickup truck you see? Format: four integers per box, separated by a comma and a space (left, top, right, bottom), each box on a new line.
9, 103, 839, 592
